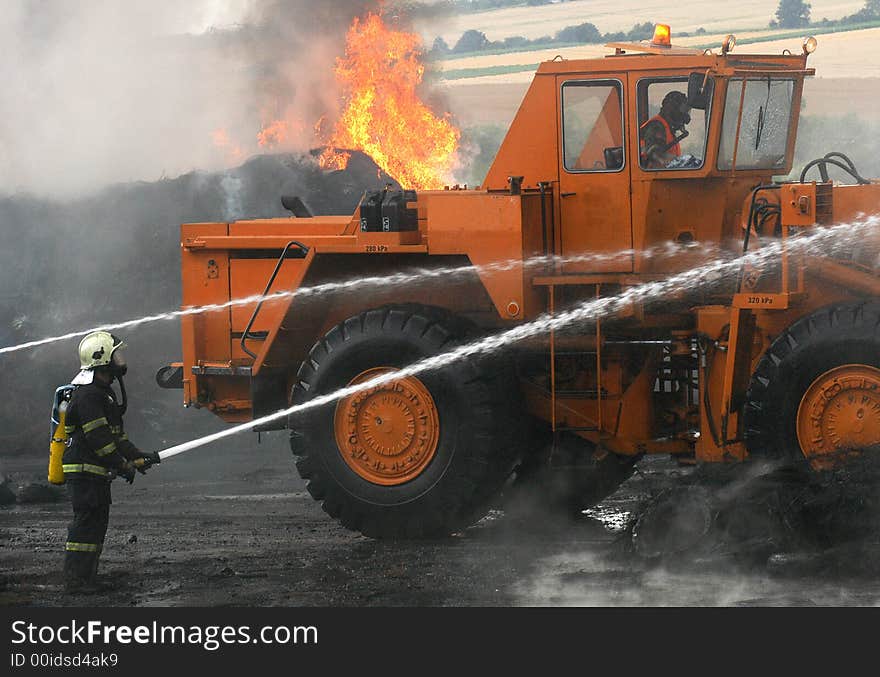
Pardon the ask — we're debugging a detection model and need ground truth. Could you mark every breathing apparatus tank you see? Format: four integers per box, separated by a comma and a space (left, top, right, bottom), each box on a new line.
48, 385, 75, 485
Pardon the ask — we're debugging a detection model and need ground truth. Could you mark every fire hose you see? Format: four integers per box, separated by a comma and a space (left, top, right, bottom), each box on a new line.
141, 216, 879, 474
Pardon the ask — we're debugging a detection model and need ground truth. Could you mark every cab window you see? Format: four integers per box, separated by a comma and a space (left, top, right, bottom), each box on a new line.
718, 78, 794, 170
561, 80, 624, 172
638, 78, 710, 171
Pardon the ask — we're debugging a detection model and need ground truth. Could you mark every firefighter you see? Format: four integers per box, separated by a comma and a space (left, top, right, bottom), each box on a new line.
61, 331, 158, 593
639, 90, 691, 169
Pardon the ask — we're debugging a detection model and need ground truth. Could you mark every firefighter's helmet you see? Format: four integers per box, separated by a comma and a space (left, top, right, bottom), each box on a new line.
78, 331, 125, 370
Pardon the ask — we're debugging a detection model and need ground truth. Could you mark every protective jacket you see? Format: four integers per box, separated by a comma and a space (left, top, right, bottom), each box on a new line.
62, 381, 141, 482
639, 114, 681, 163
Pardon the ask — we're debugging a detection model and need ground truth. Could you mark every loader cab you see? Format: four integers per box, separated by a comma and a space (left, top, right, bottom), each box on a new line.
553, 69, 720, 273
483, 26, 812, 274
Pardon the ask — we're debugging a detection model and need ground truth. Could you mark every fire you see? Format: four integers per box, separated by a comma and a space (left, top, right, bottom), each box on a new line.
319, 13, 460, 190
257, 120, 289, 148
322, 150, 351, 171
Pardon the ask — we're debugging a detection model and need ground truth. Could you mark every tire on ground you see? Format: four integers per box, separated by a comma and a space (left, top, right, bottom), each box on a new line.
743, 301, 880, 463
289, 305, 524, 538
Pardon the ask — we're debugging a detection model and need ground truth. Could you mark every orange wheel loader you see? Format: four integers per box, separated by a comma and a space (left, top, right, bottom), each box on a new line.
159, 27, 880, 538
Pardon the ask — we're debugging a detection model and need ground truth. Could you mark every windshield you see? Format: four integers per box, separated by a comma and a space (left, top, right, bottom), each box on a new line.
718, 78, 794, 170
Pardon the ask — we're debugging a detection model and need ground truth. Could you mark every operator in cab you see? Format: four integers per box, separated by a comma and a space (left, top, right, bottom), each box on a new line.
61, 331, 160, 593
639, 90, 691, 169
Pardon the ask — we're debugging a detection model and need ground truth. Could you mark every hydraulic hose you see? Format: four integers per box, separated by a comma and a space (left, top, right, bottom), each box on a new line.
743, 184, 778, 254
799, 155, 870, 185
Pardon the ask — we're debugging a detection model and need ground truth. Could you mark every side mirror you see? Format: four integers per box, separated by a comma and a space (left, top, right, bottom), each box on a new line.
687, 72, 712, 110
603, 146, 624, 170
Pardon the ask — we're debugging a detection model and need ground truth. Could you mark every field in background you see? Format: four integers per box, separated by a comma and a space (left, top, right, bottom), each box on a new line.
421, 0, 867, 47
435, 26, 880, 82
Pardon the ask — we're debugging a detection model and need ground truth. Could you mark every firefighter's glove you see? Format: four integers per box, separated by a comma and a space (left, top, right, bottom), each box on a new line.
119, 462, 136, 484
134, 452, 161, 474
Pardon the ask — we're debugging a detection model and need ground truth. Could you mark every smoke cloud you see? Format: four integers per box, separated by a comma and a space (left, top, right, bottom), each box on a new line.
0, 1, 418, 465
0, 0, 376, 198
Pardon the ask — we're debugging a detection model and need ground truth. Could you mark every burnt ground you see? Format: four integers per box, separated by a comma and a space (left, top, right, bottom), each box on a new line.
2, 438, 880, 607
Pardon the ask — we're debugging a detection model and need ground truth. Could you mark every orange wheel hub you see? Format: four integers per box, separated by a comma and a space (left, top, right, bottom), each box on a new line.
334, 367, 440, 485
797, 364, 880, 469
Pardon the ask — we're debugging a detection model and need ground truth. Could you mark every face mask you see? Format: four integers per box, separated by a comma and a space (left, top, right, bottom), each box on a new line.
670, 103, 691, 127
111, 350, 128, 376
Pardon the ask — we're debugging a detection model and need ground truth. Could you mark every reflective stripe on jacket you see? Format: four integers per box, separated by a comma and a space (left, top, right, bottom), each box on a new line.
62, 463, 110, 477
62, 381, 140, 480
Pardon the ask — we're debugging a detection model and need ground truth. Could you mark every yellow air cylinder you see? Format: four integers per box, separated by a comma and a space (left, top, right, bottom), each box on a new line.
48, 401, 68, 485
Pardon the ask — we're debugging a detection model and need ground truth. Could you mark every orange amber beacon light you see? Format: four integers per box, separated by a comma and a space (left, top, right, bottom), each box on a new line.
651, 23, 671, 47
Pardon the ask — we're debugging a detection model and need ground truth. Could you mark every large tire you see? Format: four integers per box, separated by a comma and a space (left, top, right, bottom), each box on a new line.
743, 301, 880, 466
289, 305, 524, 538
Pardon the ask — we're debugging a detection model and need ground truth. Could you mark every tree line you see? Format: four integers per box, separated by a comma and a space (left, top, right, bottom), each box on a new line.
772, 0, 879, 28
429, 21, 710, 57
425, 0, 880, 58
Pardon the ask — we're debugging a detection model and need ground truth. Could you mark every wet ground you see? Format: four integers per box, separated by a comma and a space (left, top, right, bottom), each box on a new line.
2, 438, 880, 607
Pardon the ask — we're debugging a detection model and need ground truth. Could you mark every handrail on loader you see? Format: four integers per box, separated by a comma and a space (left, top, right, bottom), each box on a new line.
240, 240, 309, 360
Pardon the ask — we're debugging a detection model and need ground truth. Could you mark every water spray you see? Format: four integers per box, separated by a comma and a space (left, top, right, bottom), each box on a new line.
156, 216, 879, 462
0, 241, 721, 357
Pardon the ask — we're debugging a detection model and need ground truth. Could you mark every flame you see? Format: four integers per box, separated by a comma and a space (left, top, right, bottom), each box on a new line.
257, 120, 289, 148
319, 13, 459, 190
322, 150, 351, 171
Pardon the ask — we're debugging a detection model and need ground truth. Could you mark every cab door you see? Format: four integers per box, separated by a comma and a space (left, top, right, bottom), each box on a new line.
557, 76, 633, 273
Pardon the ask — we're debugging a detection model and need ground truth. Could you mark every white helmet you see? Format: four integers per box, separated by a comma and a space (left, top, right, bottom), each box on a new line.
78, 331, 125, 369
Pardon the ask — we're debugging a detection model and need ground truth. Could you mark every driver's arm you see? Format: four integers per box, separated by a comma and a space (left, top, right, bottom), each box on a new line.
641, 121, 671, 168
